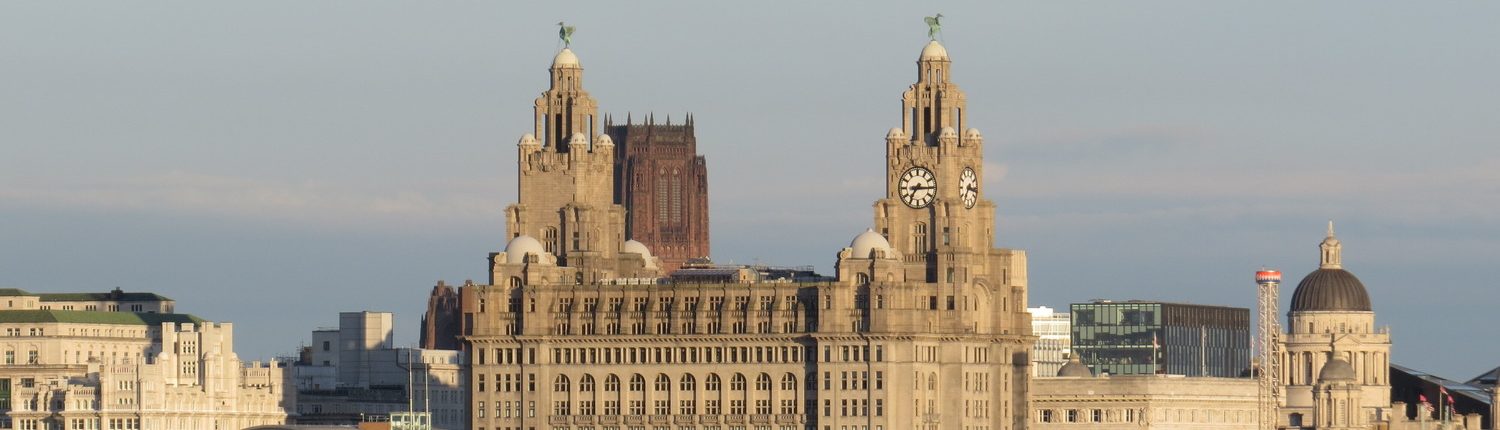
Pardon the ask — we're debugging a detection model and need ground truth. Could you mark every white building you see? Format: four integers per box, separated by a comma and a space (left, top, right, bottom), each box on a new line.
1029, 306, 1072, 377
0, 288, 288, 430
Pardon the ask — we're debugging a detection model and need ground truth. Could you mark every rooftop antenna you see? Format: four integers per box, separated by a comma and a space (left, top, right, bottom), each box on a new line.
1254, 268, 1284, 430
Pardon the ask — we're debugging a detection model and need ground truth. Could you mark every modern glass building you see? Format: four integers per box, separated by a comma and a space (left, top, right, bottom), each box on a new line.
1070, 300, 1250, 377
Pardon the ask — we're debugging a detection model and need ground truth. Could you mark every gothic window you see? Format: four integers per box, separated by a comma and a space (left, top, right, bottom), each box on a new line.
670, 174, 682, 223
656, 174, 669, 225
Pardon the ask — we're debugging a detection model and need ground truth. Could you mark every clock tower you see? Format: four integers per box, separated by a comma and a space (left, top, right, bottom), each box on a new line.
868, 40, 1015, 289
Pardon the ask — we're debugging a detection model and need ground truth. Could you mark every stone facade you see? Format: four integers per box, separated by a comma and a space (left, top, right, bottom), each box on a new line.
607, 117, 710, 274
1030, 375, 1259, 429
0, 294, 288, 430
1279, 227, 1393, 429
460, 40, 1033, 430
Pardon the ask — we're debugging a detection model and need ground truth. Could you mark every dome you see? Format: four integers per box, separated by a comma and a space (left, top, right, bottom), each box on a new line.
1290, 268, 1371, 312
567, 132, 589, 147
964, 128, 983, 139
503, 235, 549, 265
622, 240, 657, 269
919, 40, 948, 60
1318, 357, 1357, 382
1057, 355, 1094, 378
938, 127, 958, 139
849, 229, 894, 259
518, 133, 538, 146
886, 128, 906, 139
552, 48, 580, 68
594, 134, 614, 147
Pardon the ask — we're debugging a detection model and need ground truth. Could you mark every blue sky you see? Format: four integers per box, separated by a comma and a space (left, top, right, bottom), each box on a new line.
2, 1, 1497, 379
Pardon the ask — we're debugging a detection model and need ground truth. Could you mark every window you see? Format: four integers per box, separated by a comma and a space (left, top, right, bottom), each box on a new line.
605, 374, 620, 392
630, 374, 645, 392
681, 374, 696, 391
554, 375, 570, 392
706, 374, 722, 391
914, 222, 928, 252
580, 375, 595, 392
731, 374, 746, 391
756, 374, 771, 390
655, 374, 670, 391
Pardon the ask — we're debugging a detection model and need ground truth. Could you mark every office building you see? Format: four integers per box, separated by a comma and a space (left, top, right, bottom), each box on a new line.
1070, 300, 1249, 377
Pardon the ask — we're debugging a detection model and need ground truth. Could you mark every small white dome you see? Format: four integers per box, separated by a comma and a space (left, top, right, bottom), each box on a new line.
964, 128, 982, 139
518, 133, 539, 146
939, 127, 958, 138
594, 134, 614, 147
920, 41, 948, 60
504, 235, 550, 265
849, 229, 895, 259
886, 128, 906, 139
622, 240, 657, 269
552, 48, 580, 68
567, 132, 589, 147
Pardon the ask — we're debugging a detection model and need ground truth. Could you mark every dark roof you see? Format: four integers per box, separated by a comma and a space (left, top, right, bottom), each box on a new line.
1467, 365, 1500, 387
0, 310, 204, 326
1391, 363, 1494, 406
37, 291, 172, 302
0, 288, 33, 296
1290, 268, 1372, 312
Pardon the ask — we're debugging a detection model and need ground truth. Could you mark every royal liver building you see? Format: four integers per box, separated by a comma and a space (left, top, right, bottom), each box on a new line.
460, 35, 1033, 430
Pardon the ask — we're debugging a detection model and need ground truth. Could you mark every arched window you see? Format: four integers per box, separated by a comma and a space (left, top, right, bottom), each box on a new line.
630, 374, 645, 392
731, 374, 747, 391
680, 374, 696, 391
928, 372, 937, 390
706, 374, 722, 391
654, 374, 671, 391
604, 374, 620, 392
755, 374, 772, 391
508, 276, 522, 288
856, 273, 870, 285
554, 375, 570, 392
780, 373, 797, 390
580, 374, 595, 392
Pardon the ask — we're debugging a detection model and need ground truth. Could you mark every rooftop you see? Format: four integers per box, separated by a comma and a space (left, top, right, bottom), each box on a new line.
0, 310, 204, 326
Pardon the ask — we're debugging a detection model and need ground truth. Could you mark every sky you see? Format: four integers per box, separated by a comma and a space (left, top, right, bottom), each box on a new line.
2, 2, 1497, 379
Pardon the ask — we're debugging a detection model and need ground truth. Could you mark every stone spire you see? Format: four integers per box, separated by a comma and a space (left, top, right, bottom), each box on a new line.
1320, 220, 1342, 269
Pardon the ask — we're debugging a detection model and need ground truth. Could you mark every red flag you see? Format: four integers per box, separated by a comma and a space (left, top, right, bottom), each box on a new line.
1420, 394, 1435, 412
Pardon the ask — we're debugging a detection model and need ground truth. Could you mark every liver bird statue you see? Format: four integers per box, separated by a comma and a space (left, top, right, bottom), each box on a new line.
558, 21, 576, 47
924, 14, 943, 40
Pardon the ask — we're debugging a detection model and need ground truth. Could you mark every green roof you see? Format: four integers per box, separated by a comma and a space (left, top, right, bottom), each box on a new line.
0, 310, 205, 326
0, 288, 34, 297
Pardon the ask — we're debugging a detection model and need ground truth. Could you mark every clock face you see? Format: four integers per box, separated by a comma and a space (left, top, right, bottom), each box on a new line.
899, 166, 937, 208
959, 167, 978, 209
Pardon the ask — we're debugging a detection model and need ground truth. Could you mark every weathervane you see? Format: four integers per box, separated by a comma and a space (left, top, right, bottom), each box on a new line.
557, 21, 576, 48
924, 13, 944, 40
